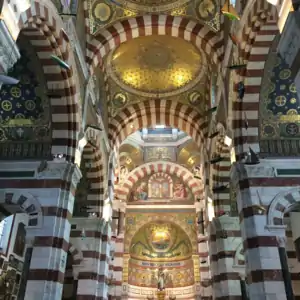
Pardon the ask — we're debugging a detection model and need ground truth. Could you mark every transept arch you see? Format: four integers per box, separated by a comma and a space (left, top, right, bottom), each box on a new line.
86, 15, 225, 75
109, 99, 207, 151
6, 1, 81, 162
233, 21, 279, 159
115, 161, 204, 201
232, 0, 280, 159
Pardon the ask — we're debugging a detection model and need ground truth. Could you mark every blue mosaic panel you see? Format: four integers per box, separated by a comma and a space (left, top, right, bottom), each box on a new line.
0, 49, 51, 159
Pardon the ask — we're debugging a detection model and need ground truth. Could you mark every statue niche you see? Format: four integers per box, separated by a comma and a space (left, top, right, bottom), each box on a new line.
0, 37, 51, 159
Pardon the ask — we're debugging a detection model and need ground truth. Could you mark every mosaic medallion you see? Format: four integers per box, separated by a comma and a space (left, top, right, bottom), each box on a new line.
92, 0, 114, 25
112, 92, 128, 108
195, 0, 217, 20
188, 91, 203, 105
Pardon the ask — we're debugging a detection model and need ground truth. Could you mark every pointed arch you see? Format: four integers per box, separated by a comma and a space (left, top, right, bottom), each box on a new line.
86, 15, 224, 75
115, 161, 204, 201
109, 99, 207, 151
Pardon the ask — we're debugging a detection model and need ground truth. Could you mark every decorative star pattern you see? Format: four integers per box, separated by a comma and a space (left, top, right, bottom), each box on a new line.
0, 50, 45, 126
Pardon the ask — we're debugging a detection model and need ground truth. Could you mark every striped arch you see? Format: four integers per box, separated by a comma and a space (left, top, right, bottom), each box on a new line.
109, 99, 207, 151
15, 1, 80, 161
81, 128, 104, 214
238, 0, 278, 62
68, 242, 83, 265
115, 161, 204, 201
267, 188, 300, 227
233, 22, 279, 159
86, 15, 224, 75
210, 126, 231, 214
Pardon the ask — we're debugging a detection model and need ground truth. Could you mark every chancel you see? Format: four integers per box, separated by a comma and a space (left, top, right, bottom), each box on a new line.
0, 0, 300, 300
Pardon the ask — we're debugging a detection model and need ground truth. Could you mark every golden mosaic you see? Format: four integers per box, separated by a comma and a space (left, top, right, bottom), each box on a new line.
109, 0, 192, 12
106, 35, 205, 97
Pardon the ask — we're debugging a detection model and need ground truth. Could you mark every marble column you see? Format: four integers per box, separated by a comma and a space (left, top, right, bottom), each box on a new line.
23, 162, 81, 300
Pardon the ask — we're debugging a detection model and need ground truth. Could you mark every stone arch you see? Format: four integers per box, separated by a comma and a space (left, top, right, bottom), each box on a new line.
233, 21, 279, 160
0, 190, 43, 228
109, 99, 207, 151
115, 161, 204, 201
267, 188, 300, 227
10, 1, 80, 162
86, 15, 224, 75
68, 242, 83, 265
237, 0, 278, 61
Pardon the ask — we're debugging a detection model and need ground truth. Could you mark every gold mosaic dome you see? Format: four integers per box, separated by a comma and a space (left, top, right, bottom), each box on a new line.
106, 35, 204, 97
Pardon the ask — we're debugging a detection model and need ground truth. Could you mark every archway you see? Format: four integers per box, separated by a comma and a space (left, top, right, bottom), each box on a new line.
86, 15, 224, 75
0, 1, 80, 162
115, 161, 204, 202
0, 190, 43, 299
109, 99, 208, 151
233, 0, 279, 159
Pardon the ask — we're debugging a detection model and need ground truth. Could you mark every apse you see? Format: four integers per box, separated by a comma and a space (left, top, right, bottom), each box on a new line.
128, 221, 195, 289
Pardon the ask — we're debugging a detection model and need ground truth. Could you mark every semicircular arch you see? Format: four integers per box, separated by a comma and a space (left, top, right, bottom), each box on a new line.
109, 99, 207, 151
86, 15, 224, 75
115, 161, 204, 201
125, 216, 197, 254
14, 1, 80, 162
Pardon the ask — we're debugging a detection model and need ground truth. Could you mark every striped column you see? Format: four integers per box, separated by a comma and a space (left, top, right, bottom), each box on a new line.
98, 222, 111, 299
211, 136, 231, 215
232, 162, 287, 300
70, 219, 110, 299
111, 233, 125, 299
0, 162, 82, 300
209, 217, 242, 300
198, 235, 212, 300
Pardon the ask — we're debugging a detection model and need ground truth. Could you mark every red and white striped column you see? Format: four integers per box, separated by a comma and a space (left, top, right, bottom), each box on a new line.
2, 162, 82, 300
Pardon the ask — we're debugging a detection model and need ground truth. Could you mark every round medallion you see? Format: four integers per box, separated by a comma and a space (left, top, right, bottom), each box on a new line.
195, 0, 216, 20
287, 109, 298, 115
92, 1, 114, 24
289, 83, 297, 93
286, 123, 299, 136
188, 91, 203, 105
279, 69, 291, 80
112, 92, 127, 108
262, 124, 275, 137
275, 95, 286, 107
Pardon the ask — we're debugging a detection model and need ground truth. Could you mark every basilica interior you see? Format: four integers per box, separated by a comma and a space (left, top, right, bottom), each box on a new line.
0, 0, 300, 299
